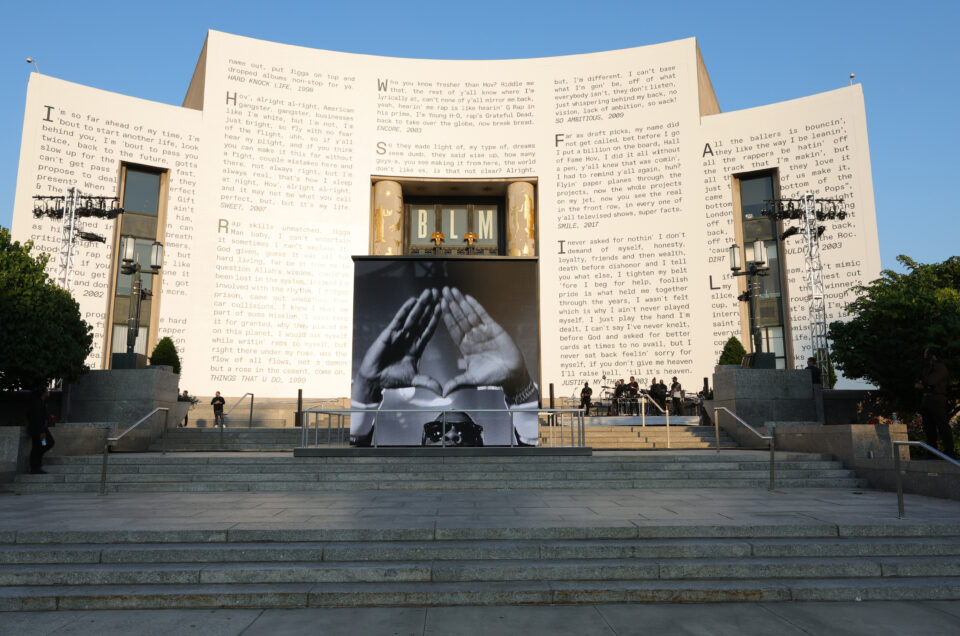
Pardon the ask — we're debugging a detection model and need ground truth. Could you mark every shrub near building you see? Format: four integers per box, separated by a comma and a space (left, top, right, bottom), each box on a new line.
0, 227, 92, 392
149, 337, 182, 375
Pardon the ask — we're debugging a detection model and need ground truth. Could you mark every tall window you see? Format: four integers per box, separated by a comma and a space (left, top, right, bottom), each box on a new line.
108, 165, 165, 361
737, 171, 789, 369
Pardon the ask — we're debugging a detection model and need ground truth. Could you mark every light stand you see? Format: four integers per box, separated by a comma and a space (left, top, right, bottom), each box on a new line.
32, 189, 123, 291
729, 240, 770, 355
762, 192, 847, 382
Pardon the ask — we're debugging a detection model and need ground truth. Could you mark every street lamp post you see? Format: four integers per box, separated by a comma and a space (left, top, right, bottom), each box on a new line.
120, 237, 163, 355
729, 240, 770, 355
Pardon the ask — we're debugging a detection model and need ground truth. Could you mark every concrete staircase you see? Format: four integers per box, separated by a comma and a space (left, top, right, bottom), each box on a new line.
2, 523, 959, 610
148, 427, 311, 452
5, 452, 865, 494
542, 424, 738, 450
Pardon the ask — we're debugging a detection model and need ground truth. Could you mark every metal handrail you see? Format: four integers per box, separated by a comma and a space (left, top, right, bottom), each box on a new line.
299, 407, 586, 449
99, 407, 169, 496
640, 395, 671, 447
223, 392, 255, 423
892, 440, 960, 519
220, 392, 254, 447
713, 406, 775, 491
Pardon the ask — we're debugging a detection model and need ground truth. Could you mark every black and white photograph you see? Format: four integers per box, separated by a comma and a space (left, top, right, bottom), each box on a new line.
350, 257, 540, 446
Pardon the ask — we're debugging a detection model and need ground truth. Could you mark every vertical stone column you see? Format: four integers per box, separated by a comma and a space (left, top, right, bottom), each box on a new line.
506, 182, 536, 256
372, 180, 403, 255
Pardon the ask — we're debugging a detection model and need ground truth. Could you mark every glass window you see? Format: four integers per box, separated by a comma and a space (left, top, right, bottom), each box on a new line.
740, 176, 773, 220
756, 242, 782, 298
736, 170, 790, 365
112, 325, 148, 355
123, 170, 161, 216
116, 238, 156, 295
761, 326, 786, 369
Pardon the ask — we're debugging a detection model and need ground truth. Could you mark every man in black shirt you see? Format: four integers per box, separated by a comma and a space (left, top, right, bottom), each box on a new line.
211, 391, 226, 428
580, 382, 593, 416
806, 357, 822, 385
628, 376, 640, 416
670, 377, 683, 416
28, 387, 54, 474
613, 380, 625, 415
657, 379, 669, 411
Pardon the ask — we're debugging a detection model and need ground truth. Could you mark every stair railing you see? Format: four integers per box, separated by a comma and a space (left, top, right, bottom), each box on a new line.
713, 406, 775, 491
640, 395, 670, 447
99, 407, 169, 496
220, 393, 254, 447
892, 441, 960, 519
223, 392, 255, 426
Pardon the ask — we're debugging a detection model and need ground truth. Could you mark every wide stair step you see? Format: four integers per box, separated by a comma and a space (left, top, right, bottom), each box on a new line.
148, 428, 310, 451
2, 527, 958, 610
4, 453, 866, 494
544, 425, 740, 449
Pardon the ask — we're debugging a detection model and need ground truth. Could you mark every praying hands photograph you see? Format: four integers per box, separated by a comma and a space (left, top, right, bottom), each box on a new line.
350, 258, 540, 447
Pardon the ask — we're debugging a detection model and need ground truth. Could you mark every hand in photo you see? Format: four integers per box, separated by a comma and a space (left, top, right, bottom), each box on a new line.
353, 288, 442, 403
440, 286, 532, 399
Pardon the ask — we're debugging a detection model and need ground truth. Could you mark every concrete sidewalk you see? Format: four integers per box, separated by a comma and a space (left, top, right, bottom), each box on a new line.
2, 485, 960, 534
2, 602, 959, 635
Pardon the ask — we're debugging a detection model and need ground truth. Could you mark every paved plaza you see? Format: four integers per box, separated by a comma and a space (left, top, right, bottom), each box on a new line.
3, 453, 960, 633
2, 482, 960, 534
1, 601, 959, 635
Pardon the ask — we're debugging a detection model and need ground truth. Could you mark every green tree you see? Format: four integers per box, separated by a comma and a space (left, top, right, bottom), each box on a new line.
149, 336, 181, 374
0, 227, 93, 391
718, 336, 747, 365
829, 255, 960, 418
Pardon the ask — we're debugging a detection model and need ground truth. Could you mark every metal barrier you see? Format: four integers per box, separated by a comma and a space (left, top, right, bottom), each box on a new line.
221, 392, 254, 446
99, 407, 169, 495
541, 409, 585, 448
713, 406, 775, 491
299, 407, 586, 449
892, 440, 960, 519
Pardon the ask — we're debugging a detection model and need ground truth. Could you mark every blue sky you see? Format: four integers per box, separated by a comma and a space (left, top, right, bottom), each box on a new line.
1, 0, 956, 272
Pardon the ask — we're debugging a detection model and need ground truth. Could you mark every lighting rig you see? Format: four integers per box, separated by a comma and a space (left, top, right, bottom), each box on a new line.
32, 189, 123, 291
761, 192, 848, 382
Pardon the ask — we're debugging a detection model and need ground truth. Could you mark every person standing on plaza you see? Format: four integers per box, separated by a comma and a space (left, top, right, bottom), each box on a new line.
806, 357, 822, 385
27, 387, 54, 474
179, 390, 191, 427
211, 391, 226, 428
916, 347, 954, 458
628, 376, 640, 416
670, 377, 684, 416
657, 379, 669, 412
580, 382, 593, 416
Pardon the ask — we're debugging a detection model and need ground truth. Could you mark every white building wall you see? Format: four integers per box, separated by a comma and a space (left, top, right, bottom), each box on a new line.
11, 31, 879, 398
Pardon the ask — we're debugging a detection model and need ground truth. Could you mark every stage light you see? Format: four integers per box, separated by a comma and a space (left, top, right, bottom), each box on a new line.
77, 231, 106, 243
779, 226, 800, 241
